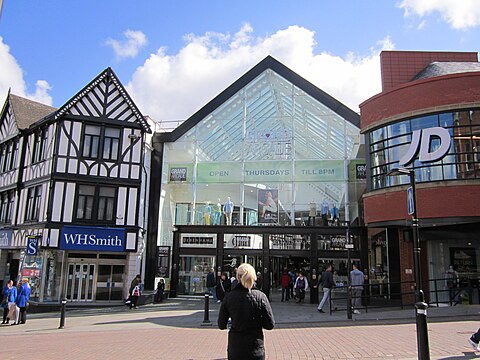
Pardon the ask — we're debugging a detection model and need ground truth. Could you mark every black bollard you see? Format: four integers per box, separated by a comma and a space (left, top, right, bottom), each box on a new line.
415, 297, 430, 360
201, 292, 212, 326
59, 298, 67, 329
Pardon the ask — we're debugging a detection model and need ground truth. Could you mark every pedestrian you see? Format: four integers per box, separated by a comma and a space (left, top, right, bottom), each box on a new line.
218, 263, 275, 360
129, 274, 142, 309
230, 268, 238, 290
14, 278, 31, 325
155, 278, 165, 303
288, 269, 296, 299
217, 272, 231, 302
294, 271, 309, 303
255, 272, 262, 291
468, 328, 480, 351
316, 264, 336, 313
206, 268, 218, 302
2, 280, 16, 324
350, 263, 364, 314
445, 265, 459, 305
280, 269, 290, 302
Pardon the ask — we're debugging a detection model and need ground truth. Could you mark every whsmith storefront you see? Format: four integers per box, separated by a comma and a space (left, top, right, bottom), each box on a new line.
145, 56, 368, 303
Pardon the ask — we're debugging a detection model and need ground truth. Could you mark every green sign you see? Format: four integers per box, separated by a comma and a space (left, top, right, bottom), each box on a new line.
244, 161, 292, 182
295, 160, 344, 181
196, 162, 242, 183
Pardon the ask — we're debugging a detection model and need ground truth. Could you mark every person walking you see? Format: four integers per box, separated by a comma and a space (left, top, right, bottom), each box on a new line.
280, 269, 290, 302
469, 328, 480, 351
218, 263, 275, 360
129, 274, 142, 309
316, 264, 336, 313
216, 272, 231, 302
2, 280, 16, 324
294, 271, 309, 303
14, 279, 31, 325
350, 264, 364, 314
206, 268, 218, 302
155, 278, 165, 303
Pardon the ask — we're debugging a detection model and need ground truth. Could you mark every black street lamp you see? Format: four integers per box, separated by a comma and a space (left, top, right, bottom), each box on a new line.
387, 167, 430, 360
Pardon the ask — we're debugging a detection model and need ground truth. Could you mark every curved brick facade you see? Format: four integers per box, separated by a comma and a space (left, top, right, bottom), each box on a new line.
361, 72, 480, 132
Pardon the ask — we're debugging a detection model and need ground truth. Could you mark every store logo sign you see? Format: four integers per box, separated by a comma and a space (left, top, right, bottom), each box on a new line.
60, 226, 125, 252
0, 230, 12, 248
26, 236, 39, 255
399, 127, 451, 166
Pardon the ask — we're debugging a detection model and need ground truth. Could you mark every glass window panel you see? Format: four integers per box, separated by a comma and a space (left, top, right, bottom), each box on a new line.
387, 120, 410, 138
411, 114, 439, 131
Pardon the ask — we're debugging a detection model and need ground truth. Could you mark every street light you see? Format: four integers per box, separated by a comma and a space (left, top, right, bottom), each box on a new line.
387, 167, 430, 360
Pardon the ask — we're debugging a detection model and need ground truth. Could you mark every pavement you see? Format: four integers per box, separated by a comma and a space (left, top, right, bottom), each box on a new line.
1, 296, 480, 359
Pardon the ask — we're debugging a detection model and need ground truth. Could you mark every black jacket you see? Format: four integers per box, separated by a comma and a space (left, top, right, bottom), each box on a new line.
218, 284, 275, 360
319, 270, 335, 289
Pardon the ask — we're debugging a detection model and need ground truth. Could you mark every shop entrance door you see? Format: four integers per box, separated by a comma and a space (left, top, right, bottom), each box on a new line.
66, 263, 95, 302
96, 264, 125, 301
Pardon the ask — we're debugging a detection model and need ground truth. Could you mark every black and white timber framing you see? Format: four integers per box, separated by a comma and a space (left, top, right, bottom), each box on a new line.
0, 68, 151, 253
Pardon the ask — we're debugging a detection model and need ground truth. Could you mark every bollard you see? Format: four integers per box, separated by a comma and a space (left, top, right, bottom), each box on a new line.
415, 299, 430, 360
59, 298, 67, 329
201, 292, 212, 326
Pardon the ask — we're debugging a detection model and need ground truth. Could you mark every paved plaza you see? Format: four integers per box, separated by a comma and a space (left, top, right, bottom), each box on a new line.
1, 297, 479, 360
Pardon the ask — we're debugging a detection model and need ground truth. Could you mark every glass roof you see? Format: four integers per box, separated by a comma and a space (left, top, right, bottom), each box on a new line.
184, 69, 361, 163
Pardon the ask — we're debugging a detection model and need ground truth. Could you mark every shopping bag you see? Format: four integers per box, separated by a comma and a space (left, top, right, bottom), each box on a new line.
7, 304, 17, 319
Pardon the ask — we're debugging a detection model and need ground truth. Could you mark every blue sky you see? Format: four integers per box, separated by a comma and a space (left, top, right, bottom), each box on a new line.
1, 1, 479, 122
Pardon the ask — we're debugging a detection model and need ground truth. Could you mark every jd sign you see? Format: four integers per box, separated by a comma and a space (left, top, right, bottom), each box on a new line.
399, 127, 451, 166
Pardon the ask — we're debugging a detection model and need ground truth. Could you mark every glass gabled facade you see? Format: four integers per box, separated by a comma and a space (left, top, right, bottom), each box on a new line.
157, 64, 365, 246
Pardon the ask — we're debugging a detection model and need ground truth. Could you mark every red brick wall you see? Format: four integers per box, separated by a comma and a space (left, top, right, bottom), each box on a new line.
363, 184, 480, 224
380, 51, 478, 91
360, 72, 480, 130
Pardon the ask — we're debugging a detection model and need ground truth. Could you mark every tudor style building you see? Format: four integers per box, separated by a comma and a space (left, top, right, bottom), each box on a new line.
0, 68, 151, 304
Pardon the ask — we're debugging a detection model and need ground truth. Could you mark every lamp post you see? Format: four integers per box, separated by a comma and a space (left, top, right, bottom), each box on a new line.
387, 167, 430, 360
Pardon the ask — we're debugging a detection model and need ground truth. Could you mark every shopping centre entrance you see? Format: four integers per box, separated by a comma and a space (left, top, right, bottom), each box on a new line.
170, 225, 367, 304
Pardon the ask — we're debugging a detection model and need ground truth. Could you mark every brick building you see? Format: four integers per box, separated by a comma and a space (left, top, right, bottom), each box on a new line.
360, 51, 480, 305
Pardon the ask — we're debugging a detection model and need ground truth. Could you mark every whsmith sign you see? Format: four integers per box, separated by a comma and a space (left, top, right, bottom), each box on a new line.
60, 226, 126, 252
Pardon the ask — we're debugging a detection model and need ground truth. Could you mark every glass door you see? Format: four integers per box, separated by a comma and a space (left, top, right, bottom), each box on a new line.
96, 264, 125, 301
66, 263, 95, 302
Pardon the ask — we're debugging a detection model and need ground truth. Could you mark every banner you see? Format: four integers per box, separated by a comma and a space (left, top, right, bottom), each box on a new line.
258, 189, 279, 224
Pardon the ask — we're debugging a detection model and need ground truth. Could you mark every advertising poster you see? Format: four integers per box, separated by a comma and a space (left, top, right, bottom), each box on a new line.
258, 189, 279, 224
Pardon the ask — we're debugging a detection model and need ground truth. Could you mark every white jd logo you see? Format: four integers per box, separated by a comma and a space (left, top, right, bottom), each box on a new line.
399, 127, 451, 166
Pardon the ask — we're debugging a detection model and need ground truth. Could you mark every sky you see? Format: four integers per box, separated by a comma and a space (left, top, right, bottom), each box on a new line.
0, 1, 480, 124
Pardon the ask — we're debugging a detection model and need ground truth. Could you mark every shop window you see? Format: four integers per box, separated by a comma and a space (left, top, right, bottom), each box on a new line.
75, 184, 116, 223
25, 185, 42, 222
82, 125, 120, 161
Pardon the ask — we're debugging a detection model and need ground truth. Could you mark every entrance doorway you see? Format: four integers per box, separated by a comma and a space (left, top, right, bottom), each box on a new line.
96, 264, 125, 301
66, 263, 95, 302
270, 256, 310, 302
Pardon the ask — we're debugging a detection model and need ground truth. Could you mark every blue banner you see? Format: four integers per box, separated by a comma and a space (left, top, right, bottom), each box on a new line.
0, 229, 12, 248
26, 236, 40, 255
60, 226, 126, 252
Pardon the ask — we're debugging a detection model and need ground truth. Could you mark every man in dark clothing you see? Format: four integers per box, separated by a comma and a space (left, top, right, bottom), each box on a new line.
206, 268, 218, 302
315, 264, 336, 313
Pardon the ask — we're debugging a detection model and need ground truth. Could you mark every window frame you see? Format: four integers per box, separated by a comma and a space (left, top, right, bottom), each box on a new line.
75, 184, 117, 224
81, 125, 121, 161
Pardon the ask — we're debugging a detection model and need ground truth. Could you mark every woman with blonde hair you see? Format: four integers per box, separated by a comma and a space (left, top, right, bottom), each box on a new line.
218, 263, 275, 360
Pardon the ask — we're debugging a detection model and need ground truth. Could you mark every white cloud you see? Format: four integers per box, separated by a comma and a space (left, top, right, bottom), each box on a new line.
0, 36, 53, 105
398, 0, 480, 30
105, 30, 147, 59
127, 25, 390, 123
